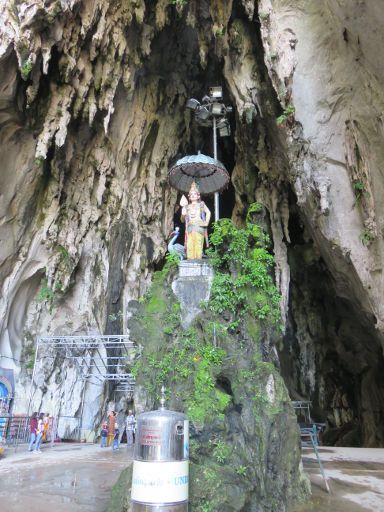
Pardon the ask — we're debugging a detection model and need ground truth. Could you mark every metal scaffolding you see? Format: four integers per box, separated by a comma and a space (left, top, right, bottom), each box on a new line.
28, 335, 137, 438
34, 335, 136, 386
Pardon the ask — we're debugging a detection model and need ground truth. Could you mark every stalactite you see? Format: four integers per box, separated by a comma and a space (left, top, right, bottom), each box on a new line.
1, 0, 384, 452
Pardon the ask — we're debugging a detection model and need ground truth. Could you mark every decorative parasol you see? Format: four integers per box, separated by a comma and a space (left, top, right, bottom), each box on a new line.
168, 153, 230, 196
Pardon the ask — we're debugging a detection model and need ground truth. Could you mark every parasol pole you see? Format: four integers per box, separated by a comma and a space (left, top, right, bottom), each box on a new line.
213, 117, 219, 222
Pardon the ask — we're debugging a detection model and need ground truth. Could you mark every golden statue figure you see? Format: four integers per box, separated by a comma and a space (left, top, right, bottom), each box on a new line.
181, 181, 211, 260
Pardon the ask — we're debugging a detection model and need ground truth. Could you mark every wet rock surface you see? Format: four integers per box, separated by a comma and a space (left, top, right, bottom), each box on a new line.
259, 0, 384, 445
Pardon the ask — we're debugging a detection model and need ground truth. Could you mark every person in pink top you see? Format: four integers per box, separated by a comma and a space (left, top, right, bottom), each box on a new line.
28, 412, 38, 451
34, 413, 44, 453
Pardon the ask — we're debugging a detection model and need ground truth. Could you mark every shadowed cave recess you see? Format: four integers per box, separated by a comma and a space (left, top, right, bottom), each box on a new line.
1, 0, 384, 453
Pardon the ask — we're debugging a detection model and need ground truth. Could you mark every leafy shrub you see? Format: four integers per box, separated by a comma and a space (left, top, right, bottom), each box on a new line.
207, 204, 281, 327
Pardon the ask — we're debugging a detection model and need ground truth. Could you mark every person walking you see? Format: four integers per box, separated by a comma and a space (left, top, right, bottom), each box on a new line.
28, 412, 38, 452
100, 423, 108, 448
34, 413, 44, 453
107, 411, 116, 447
42, 412, 50, 442
112, 426, 120, 451
126, 410, 136, 446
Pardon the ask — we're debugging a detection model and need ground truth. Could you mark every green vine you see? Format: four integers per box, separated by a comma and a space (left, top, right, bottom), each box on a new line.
36, 278, 62, 313
20, 60, 33, 80
169, 0, 187, 11
276, 104, 295, 126
108, 310, 123, 322
206, 204, 281, 328
210, 438, 232, 464
24, 348, 36, 370
352, 179, 369, 203
132, 326, 228, 423
360, 229, 375, 246
34, 157, 44, 167
235, 465, 248, 477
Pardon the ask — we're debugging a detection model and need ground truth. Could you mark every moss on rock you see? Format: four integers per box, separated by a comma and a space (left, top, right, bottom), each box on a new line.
107, 466, 132, 512
118, 215, 309, 511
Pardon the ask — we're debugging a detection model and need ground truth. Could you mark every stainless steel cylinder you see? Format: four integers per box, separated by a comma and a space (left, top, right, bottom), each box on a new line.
131, 408, 189, 510
134, 409, 188, 462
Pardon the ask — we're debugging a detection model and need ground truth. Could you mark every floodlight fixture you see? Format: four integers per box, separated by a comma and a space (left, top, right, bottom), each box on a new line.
186, 98, 200, 110
216, 118, 227, 129
211, 102, 224, 116
184, 86, 233, 222
196, 106, 211, 121
209, 86, 223, 99
219, 121, 231, 137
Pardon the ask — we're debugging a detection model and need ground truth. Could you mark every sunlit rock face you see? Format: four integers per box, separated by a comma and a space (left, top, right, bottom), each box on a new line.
0, 0, 384, 446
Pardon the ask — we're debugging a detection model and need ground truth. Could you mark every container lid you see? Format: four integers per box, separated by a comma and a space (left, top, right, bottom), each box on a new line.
137, 408, 188, 421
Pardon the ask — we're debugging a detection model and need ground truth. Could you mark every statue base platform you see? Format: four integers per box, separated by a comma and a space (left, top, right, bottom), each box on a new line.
172, 260, 214, 328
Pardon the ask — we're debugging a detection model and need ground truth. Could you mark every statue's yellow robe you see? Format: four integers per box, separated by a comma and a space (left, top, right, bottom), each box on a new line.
183, 201, 211, 260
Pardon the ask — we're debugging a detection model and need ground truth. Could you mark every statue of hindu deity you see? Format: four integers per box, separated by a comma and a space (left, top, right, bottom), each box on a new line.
180, 181, 211, 260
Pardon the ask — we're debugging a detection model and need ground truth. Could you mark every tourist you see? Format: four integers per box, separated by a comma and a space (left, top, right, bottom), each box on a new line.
112, 426, 120, 451
28, 412, 38, 451
34, 413, 44, 453
100, 423, 108, 448
107, 411, 116, 447
42, 412, 50, 442
126, 410, 136, 446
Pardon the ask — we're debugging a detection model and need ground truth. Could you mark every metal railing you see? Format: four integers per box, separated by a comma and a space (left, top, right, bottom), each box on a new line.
0, 414, 29, 446
0, 414, 93, 449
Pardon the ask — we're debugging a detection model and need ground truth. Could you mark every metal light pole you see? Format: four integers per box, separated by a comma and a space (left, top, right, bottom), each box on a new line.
186, 87, 232, 222
213, 117, 219, 221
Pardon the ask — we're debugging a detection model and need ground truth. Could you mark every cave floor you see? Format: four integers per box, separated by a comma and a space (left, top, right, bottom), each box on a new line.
0, 442, 132, 511
0, 444, 384, 511
292, 446, 384, 511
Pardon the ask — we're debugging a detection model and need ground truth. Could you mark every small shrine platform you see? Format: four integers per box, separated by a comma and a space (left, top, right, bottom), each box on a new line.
172, 260, 214, 327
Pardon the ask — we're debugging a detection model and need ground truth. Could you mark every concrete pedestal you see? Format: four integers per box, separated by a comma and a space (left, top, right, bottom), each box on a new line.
172, 260, 214, 328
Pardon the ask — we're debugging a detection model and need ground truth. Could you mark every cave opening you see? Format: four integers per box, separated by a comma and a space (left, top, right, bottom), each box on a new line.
280, 194, 384, 447
216, 374, 234, 397
136, 12, 238, 243
136, 2, 384, 450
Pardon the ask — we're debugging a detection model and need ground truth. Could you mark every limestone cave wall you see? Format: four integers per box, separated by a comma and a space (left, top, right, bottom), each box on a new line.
0, 0, 384, 446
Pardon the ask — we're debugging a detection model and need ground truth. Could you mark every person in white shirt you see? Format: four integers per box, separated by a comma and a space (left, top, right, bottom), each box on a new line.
126, 410, 136, 446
